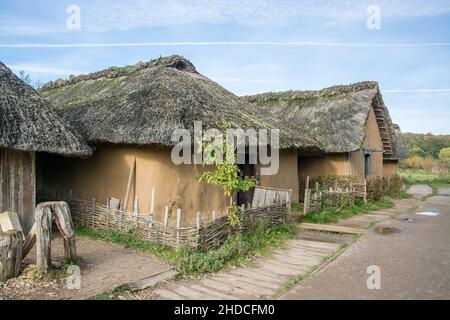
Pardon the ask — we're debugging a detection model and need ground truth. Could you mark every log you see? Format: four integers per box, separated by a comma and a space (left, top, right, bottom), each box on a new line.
35, 205, 52, 272
35, 202, 77, 272
0, 230, 23, 282
23, 223, 36, 258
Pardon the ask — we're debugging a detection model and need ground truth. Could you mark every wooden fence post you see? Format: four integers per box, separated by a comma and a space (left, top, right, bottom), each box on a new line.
164, 206, 169, 228
304, 189, 311, 216
196, 211, 202, 249
364, 178, 368, 204
176, 208, 182, 248
211, 210, 217, 222
150, 186, 155, 216
91, 198, 96, 229
286, 189, 292, 219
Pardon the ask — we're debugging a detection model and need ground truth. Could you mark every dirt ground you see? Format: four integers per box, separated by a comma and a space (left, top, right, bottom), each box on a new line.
0, 235, 171, 300
280, 189, 450, 300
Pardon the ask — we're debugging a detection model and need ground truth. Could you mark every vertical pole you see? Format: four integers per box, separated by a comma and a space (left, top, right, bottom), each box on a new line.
164, 206, 169, 228
92, 198, 96, 229
150, 186, 155, 216
123, 158, 136, 211
176, 208, 182, 248
304, 189, 311, 216
196, 211, 201, 250
211, 210, 217, 222
364, 178, 368, 204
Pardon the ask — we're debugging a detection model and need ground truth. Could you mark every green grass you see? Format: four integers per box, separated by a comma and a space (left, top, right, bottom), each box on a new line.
301, 199, 394, 224
76, 221, 298, 277
291, 202, 303, 212
400, 169, 450, 186
26, 255, 84, 282
89, 285, 132, 300
400, 169, 450, 199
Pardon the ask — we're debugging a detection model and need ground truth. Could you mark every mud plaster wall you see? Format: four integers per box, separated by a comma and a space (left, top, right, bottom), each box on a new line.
259, 149, 299, 203
37, 144, 230, 226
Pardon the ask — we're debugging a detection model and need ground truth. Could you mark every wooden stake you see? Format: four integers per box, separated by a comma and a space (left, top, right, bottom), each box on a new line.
150, 186, 155, 216
176, 208, 182, 247
211, 210, 217, 222
123, 158, 136, 211
164, 206, 169, 228
196, 211, 202, 230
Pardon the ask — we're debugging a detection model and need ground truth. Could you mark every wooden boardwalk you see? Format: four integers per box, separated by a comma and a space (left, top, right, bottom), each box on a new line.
154, 239, 341, 300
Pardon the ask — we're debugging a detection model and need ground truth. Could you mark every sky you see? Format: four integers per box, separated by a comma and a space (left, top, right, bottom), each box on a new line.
1, 0, 449, 134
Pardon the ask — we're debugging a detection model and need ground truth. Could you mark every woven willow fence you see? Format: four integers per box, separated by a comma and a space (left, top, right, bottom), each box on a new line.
303, 175, 367, 215
69, 199, 289, 250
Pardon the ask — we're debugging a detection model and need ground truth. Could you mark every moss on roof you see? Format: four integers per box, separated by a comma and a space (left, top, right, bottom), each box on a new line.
39, 55, 310, 149
244, 81, 397, 155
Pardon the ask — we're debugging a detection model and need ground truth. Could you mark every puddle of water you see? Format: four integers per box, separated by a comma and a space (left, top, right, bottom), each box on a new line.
415, 211, 441, 217
374, 226, 406, 235
401, 218, 415, 223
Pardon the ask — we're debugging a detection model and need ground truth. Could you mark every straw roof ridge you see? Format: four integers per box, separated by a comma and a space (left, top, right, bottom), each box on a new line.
41, 55, 197, 91
244, 81, 397, 154
39, 56, 309, 149
0, 62, 92, 156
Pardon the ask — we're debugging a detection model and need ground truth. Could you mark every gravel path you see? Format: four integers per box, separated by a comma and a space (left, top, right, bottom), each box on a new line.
280, 189, 450, 300
408, 184, 433, 199
0, 235, 171, 300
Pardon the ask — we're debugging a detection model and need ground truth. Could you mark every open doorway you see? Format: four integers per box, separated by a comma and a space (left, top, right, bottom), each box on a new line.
364, 152, 371, 177
237, 153, 256, 207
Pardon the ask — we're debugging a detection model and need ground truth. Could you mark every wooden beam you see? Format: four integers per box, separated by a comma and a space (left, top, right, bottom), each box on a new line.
123, 158, 136, 211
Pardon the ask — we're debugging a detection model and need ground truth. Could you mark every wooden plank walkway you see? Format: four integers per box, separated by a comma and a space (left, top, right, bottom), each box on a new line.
299, 223, 366, 235
154, 239, 341, 300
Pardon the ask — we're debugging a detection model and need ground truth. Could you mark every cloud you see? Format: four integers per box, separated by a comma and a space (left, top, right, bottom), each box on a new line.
79, 0, 450, 31
0, 13, 64, 36
2, 0, 449, 36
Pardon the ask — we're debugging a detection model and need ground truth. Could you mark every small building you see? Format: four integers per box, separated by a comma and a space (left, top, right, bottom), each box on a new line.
0, 62, 91, 234
38, 56, 301, 225
245, 81, 398, 189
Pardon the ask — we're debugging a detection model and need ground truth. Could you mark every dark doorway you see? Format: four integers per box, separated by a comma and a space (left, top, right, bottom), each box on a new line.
364, 153, 371, 177
237, 153, 256, 207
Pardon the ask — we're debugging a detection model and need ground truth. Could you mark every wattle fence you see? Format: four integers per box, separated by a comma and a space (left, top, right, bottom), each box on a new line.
68, 186, 291, 250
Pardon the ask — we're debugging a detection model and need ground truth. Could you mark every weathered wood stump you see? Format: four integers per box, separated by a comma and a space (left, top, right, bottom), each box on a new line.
35, 202, 76, 273
0, 230, 23, 282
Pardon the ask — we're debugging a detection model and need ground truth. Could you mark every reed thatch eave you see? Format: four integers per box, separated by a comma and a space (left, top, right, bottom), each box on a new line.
0, 62, 92, 157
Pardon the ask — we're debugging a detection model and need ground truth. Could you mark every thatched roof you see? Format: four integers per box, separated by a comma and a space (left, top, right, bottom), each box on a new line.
39, 55, 309, 149
244, 81, 397, 158
0, 62, 92, 157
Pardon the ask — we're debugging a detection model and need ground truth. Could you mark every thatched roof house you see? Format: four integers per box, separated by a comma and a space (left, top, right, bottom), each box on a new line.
0, 62, 91, 233
245, 81, 399, 182
38, 55, 301, 224
41, 55, 308, 149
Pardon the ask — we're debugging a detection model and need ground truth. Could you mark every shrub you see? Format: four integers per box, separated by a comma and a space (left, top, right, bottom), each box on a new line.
366, 176, 384, 201
400, 156, 434, 171
309, 175, 360, 190
439, 147, 450, 161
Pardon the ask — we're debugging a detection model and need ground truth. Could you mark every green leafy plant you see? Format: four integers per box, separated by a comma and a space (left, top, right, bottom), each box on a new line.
197, 121, 256, 226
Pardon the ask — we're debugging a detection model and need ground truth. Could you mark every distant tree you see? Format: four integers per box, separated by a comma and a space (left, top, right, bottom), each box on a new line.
439, 147, 450, 161
18, 70, 42, 90
18, 70, 32, 85
409, 146, 426, 158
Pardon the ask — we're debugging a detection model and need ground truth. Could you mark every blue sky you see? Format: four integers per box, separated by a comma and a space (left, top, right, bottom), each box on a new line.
1, 0, 449, 134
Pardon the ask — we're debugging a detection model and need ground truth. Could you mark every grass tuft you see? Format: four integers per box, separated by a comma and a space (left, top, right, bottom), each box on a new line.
76, 221, 298, 277
301, 199, 394, 224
